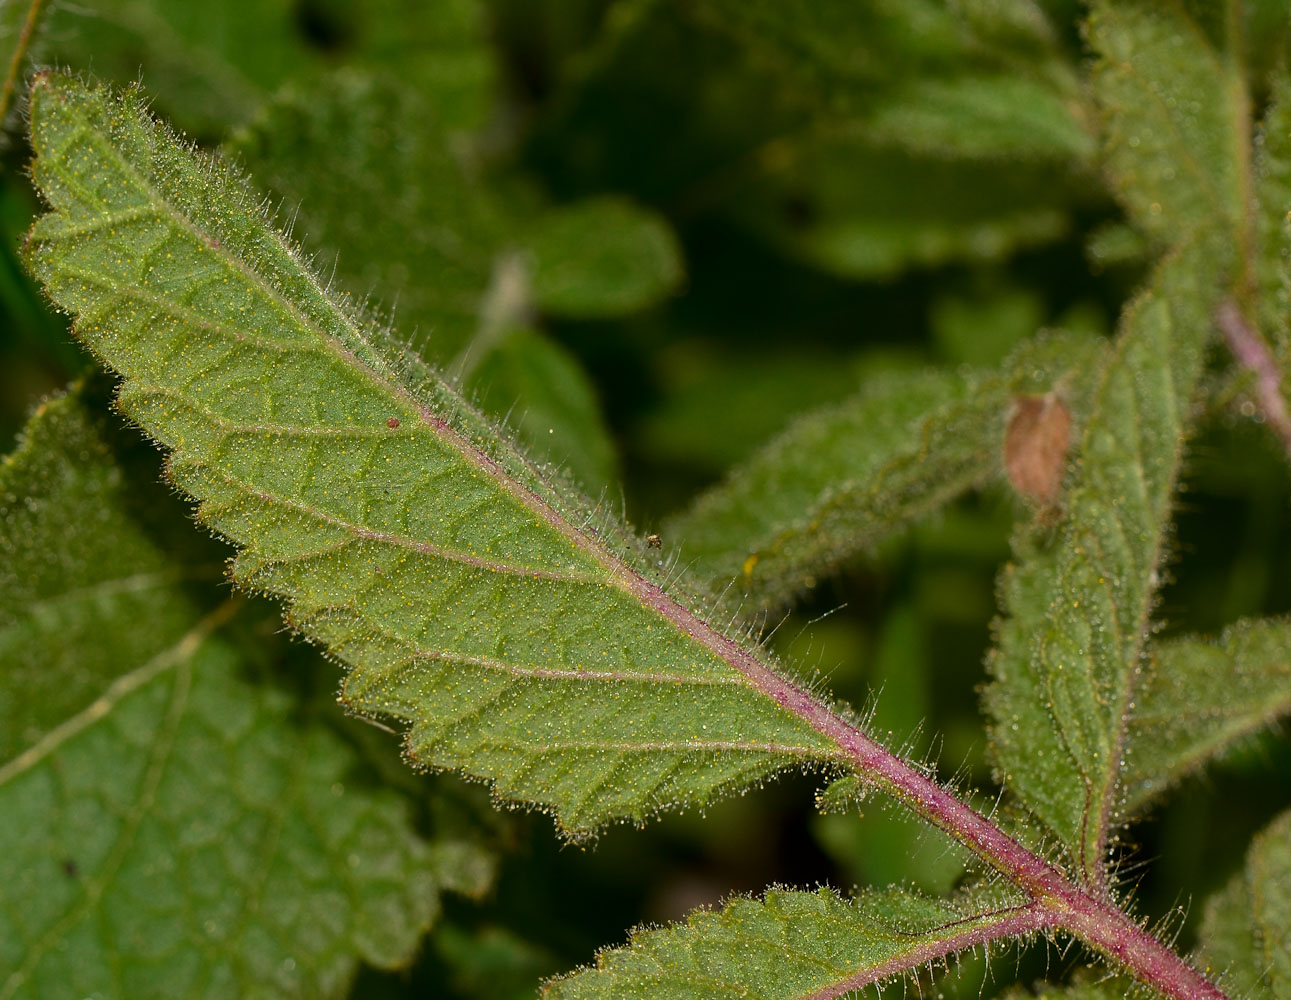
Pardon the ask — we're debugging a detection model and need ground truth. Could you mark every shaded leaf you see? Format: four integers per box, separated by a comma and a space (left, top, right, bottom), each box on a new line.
0, 388, 491, 1000
667, 332, 1104, 611
42, 0, 496, 135
729, 134, 1080, 280
1197, 807, 1291, 1000
984, 247, 1221, 884
23, 74, 840, 837
1087, 0, 1247, 246
522, 196, 683, 319
466, 326, 618, 492
230, 69, 638, 492
1118, 618, 1291, 817
543, 885, 1034, 1000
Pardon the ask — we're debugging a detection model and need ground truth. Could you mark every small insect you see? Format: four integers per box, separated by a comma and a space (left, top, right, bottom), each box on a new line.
646, 533, 662, 549
386, 417, 401, 429
61, 858, 79, 878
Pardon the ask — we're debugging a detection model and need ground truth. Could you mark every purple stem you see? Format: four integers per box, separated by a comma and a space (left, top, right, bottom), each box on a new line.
1217, 300, 1291, 456
422, 404, 1232, 1000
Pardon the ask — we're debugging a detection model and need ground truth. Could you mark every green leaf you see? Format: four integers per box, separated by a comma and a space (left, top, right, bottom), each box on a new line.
1197, 808, 1291, 1000
522, 196, 683, 319
0, 387, 492, 1000
1118, 617, 1291, 816
864, 74, 1095, 163
1087, 0, 1247, 246
632, 348, 868, 473
667, 332, 1103, 611
42, 0, 497, 135
228, 69, 507, 364
984, 248, 1220, 885
465, 326, 618, 492
727, 134, 1080, 280
229, 70, 634, 492
542, 885, 1033, 1000
1253, 70, 1291, 360
23, 73, 840, 836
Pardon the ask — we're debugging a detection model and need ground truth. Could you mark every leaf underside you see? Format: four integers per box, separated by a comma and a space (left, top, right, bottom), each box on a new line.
0, 389, 491, 1000
23, 73, 841, 837
543, 884, 1030, 1000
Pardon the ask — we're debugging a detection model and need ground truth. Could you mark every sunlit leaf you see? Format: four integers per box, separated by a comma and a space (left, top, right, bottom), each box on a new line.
24, 73, 840, 838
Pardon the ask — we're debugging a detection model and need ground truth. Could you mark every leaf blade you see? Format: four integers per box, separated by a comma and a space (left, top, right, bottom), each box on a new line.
984, 247, 1220, 885
1197, 808, 1291, 1000
1118, 617, 1291, 816
668, 333, 1104, 610
0, 388, 490, 1000
23, 73, 840, 836
543, 885, 1037, 1000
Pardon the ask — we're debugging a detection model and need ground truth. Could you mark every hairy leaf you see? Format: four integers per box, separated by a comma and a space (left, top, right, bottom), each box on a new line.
1197, 808, 1291, 1000
668, 332, 1104, 611
1118, 618, 1291, 816
985, 248, 1220, 885
1087, 0, 1247, 246
0, 388, 491, 1000
543, 885, 1035, 1000
23, 74, 841, 836
229, 70, 677, 491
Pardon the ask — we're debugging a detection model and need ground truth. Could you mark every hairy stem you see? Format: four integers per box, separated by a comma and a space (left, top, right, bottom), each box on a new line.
303, 254, 1228, 1000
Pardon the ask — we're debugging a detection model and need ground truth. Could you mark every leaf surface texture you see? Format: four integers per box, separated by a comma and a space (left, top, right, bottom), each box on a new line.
23, 74, 838, 836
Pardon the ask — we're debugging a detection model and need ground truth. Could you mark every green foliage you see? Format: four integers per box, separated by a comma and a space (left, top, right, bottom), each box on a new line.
24, 73, 836, 837
0, 388, 491, 1000
1197, 808, 1291, 999
544, 885, 1026, 1000
1121, 618, 1291, 815
985, 247, 1217, 881
226, 68, 679, 491
7, 1, 1291, 998
669, 332, 1104, 610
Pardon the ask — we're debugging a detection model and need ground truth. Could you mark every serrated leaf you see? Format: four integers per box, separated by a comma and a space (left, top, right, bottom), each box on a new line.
0, 388, 491, 1000
667, 332, 1104, 611
1117, 618, 1291, 816
1197, 808, 1291, 1000
984, 248, 1221, 885
1087, 0, 1247, 246
543, 885, 1035, 1000
23, 74, 842, 836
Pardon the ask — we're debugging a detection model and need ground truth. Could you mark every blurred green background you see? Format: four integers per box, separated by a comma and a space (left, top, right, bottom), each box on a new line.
3, 2, 1290, 996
